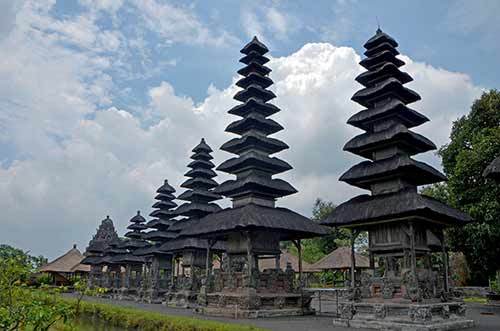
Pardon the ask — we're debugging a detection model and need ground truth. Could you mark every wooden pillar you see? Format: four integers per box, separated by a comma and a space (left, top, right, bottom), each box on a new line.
275, 254, 281, 270
441, 232, 449, 293
206, 244, 211, 278
350, 229, 357, 289
408, 222, 417, 280
298, 239, 303, 287
246, 232, 253, 285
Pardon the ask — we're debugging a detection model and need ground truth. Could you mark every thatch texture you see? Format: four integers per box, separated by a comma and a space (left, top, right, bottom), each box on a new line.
311, 247, 369, 271
180, 203, 329, 240
40, 245, 90, 273
322, 189, 472, 227
258, 250, 319, 272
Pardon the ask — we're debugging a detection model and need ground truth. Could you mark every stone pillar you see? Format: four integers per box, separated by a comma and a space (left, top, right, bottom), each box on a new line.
350, 230, 357, 289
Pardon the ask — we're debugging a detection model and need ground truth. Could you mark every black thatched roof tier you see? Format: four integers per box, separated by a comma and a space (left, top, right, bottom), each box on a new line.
364, 28, 398, 49
177, 189, 220, 202
176, 138, 221, 220
216, 37, 296, 203
344, 124, 436, 159
180, 203, 329, 241
145, 218, 175, 229
324, 28, 471, 229
135, 243, 172, 257
81, 255, 103, 265
484, 156, 500, 181
352, 77, 421, 108
322, 189, 472, 227
340, 154, 446, 189
236, 72, 273, 89
145, 179, 178, 248
214, 174, 297, 199
86, 241, 107, 254
221, 133, 288, 155
347, 99, 429, 131
127, 223, 147, 231
228, 97, 280, 117
175, 202, 221, 217
356, 62, 412, 86
143, 230, 177, 241
157, 180, 175, 194
159, 238, 226, 253
129, 211, 147, 223
111, 253, 145, 264
225, 113, 283, 135
217, 152, 292, 175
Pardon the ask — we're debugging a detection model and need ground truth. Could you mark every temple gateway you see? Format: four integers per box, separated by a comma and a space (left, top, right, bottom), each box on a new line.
81, 31, 476, 330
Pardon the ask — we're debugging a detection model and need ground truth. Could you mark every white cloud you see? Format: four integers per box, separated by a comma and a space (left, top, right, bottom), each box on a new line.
0, 1, 483, 259
131, 0, 238, 47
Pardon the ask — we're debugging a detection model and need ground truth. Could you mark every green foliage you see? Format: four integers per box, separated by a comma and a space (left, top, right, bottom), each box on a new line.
425, 90, 500, 285
0, 244, 47, 272
288, 198, 350, 263
0, 255, 73, 331
58, 297, 266, 331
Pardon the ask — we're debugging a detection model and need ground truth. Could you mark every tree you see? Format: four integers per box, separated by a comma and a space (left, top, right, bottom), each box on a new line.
423, 90, 500, 285
288, 198, 351, 263
0, 245, 47, 271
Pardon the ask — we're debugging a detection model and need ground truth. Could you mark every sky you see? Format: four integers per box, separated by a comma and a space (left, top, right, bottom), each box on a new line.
0, 0, 498, 259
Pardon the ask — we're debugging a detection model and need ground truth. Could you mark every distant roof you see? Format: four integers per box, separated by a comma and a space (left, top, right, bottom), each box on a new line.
311, 247, 369, 270
484, 156, 500, 181
40, 245, 90, 273
258, 250, 319, 272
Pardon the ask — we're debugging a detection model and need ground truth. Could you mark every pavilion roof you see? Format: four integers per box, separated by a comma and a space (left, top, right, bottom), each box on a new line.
258, 250, 319, 272
40, 245, 90, 273
311, 247, 369, 270
180, 203, 329, 241
322, 189, 471, 227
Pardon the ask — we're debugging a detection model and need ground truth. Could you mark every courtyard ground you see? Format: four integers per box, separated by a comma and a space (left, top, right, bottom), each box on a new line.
65, 294, 500, 331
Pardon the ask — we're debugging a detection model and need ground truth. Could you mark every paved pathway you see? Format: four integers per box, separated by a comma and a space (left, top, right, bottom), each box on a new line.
66, 294, 500, 331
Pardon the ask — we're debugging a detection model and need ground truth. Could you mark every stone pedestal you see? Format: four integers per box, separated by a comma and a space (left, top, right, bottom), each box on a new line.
333, 301, 474, 331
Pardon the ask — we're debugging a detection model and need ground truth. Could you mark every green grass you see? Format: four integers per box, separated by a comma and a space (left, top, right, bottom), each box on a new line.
463, 297, 488, 304
57, 297, 267, 331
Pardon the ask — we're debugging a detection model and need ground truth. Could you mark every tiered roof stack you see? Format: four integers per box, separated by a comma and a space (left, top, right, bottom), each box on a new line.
323, 29, 471, 226
161, 139, 222, 251
215, 37, 296, 206
114, 211, 148, 264
143, 180, 178, 246
181, 37, 327, 241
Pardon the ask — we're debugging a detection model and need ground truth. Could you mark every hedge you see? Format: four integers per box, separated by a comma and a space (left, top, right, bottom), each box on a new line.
56, 298, 267, 331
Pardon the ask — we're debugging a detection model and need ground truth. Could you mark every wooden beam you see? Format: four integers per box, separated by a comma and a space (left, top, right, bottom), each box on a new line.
350, 229, 358, 289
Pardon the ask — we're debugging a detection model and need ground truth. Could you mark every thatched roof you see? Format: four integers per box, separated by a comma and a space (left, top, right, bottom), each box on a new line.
311, 247, 369, 271
40, 245, 90, 273
180, 203, 329, 241
322, 189, 472, 227
484, 156, 500, 181
258, 250, 319, 272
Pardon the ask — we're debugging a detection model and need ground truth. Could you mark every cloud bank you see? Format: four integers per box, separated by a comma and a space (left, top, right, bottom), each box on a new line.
0, 1, 482, 259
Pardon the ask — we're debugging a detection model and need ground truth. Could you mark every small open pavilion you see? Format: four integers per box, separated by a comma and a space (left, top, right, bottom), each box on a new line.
40, 245, 90, 286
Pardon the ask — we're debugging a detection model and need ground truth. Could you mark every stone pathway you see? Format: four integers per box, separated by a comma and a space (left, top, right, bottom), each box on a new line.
65, 294, 500, 331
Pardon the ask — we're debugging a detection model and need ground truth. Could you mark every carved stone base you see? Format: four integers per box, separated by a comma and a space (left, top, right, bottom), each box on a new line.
333, 302, 474, 331
166, 290, 198, 308
194, 291, 314, 318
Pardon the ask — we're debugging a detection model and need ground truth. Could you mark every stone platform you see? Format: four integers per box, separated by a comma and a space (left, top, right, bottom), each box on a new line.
166, 289, 198, 308
195, 290, 314, 318
333, 301, 474, 331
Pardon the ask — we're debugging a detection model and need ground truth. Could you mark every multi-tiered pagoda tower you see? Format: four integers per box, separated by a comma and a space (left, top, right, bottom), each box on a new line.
114, 211, 148, 299
81, 215, 118, 288
160, 138, 223, 308
322, 29, 473, 330
141, 180, 178, 302
181, 37, 327, 318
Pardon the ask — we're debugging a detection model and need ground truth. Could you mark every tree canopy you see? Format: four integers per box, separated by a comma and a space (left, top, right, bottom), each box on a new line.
423, 89, 500, 285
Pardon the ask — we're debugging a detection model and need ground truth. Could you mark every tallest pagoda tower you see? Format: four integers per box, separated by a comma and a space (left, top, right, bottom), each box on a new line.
323, 29, 473, 330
